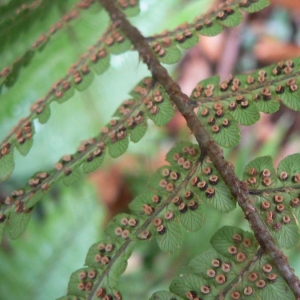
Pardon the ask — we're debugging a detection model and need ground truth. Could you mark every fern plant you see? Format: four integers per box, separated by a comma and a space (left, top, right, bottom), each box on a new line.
1, 0, 300, 299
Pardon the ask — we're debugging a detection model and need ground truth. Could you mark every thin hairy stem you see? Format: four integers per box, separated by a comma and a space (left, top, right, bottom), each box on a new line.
249, 184, 300, 195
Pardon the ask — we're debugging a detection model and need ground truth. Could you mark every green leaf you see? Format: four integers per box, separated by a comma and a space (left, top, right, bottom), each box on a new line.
205, 181, 236, 212
208, 118, 240, 148
229, 100, 260, 125
5, 66, 20, 87
166, 142, 200, 167
217, 9, 243, 28
15, 138, 33, 156
90, 50, 110, 75
170, 274, 206, 299
272, 221, 299, 249
244, 155, 300, 248
210, 226, 258, 260
146, 89, 174, 126
74, 70, 94, 92
179, 204, 204, 232
129, 192, 155, 218
129, 120, 148, 143
26, 190, 43, 209
63, 168, 82, 186
156, 219, 182, 253
243, 156, 277, 189
0, 217, 8, 242
254, 95, 280, 114
37, 104, 51, 124
105, 241, 136, 288
189, 250, 228, 276
108, 136, 129, 158
280, 90, 300, 111
119, 1, 140, 17
82, 151, 105, 174
175, 30, 199, 50
198, 22, 223, 36
277, 153, 300, 185
85, 239, 118, 268
156, 44, 182, 64
55, 84, 75, 104
0, 149, 15, 180
257, 275, 294, 300
191, 76, 220, 96
105, 213, 139, 240
67, 268, 90, 297
249, 192, 300, 248
240, 0, 270, 13
9, 210, 33, 239
107, 32, 132, 55
149, 291, 183, 300
1, 49, 35, 89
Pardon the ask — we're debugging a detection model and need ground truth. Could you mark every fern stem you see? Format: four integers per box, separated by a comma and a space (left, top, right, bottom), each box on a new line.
99, 0, 300, 297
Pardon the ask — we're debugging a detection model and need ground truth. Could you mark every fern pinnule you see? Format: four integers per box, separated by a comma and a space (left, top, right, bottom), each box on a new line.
0, 0, 100, 91
0, 0, 273, 179
189, 58, 300, 148
59, 141, 234, 298
0, 0, 141, 91
145, 0, 269, 64
0, 77, 174, 241
244, 154, 300, 248
166, 226, 294, 300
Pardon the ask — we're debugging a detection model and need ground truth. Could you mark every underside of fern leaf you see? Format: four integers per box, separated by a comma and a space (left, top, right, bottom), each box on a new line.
57, 142, 236, 298
191, 58, 300, 148
0, 77, 176, 241
243, 154, 300, 249
3, 0, 300, 299
165, 226, 294, 300
0, 0, 273, 183
146, 0, 270, 64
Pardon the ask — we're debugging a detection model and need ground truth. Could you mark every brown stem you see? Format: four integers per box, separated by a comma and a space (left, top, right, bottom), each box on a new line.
99, 0, 300, 297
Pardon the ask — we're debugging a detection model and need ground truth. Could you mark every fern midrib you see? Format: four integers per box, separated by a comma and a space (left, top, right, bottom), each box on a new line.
190, 69, 300, 107
249, 184, 300, 195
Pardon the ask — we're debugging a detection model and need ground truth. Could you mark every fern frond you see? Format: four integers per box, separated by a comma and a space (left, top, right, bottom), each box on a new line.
0, 0, 73, 60
243, 154, 300, 248
0, 0, 45, 28
0, 77, 175, 241
0, 0, 271, 178
164, 226, 294, 300
0, 25, 114, 179
0, 0, 101, 91
146, 0, 270, 64
0, 0, 141, 91
115, 0, 140, 17
57, 142, 235, 298
191, 57, 300, 148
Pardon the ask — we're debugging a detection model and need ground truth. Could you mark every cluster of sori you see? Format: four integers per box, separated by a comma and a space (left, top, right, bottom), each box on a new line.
242, 154, 300, 248
191, 58, 299, 148
148, 0, 268, 63
169, 226, 291, 300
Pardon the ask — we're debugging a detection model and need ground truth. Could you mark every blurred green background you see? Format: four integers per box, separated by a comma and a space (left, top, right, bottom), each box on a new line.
1, 0, 300, 299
